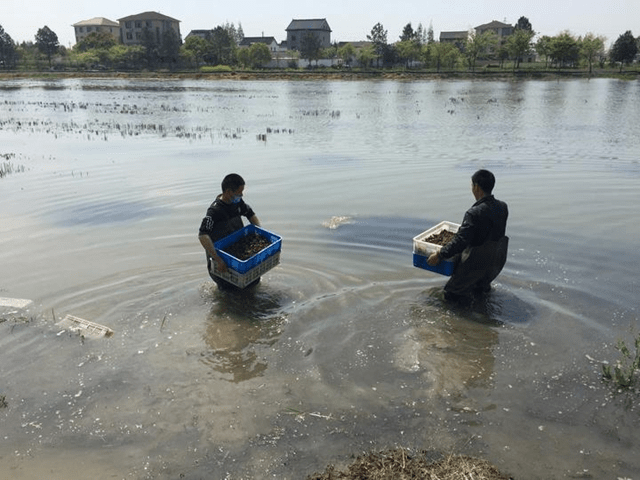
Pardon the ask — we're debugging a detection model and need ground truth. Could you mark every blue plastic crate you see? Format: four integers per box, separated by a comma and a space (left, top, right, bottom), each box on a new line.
413, 252, 455, 276
214, 224, 282, 274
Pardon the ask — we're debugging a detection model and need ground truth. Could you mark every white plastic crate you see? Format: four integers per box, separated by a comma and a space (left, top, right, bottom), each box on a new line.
413, 220, 460, 256
211, 251, 281, 288
55, 314, 114, 338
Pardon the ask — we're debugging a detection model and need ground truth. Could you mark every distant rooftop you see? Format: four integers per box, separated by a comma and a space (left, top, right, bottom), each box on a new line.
73, 17, 119, 27
286, 18, 331, 32
118, 11, 180, 23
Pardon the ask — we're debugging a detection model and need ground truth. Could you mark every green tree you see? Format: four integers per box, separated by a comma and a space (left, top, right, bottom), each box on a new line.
421, 43, 432, 68
400, 23, 416, 42
514, 16, 533, 32
74, 31, 117, 52
431, 42, 460, 72
72, 50, 101, 69
321, 43, 338, 61
236, 23, 244, 44
427, 22, 435, 44
580, 33, 605, 73
337, 42, 355, 67
415, 23, 427, 45
535, 36, 552, 68
300, 32, 322, 66
15, 41, 36, 69
0, 25, 17, 69
395, 39, 421, 68
223, 22, 243, 46
549, 32, 580, 68
183, 36, 208, 68
158, 28, 181, 68
108, 44, 145, 70
208, 26, 235, 65
496, 43, 510, 68
141, 27, 159, 67
367, 22, 388, 67
236, 47, 250, 68
35, 25, 59, 67
464, 30, 497, 72
248, 42, 271, 68
505, 28, 535, 69
610, 30, 638, 72
357, 44, 376, 68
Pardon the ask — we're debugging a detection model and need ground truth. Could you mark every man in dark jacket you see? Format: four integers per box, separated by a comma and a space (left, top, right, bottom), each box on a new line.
428, 169, 509, 302
198, 173, 261, 289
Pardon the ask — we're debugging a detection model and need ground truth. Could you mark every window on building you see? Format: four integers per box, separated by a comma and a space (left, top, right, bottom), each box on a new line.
146, 21, 152, 28
125, 21, 131, 29
126, 32, 133, 40
135, 21, 142, 28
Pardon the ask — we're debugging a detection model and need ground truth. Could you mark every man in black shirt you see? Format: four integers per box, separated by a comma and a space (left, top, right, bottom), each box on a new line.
198, 173, 261, 288
428, 169, 509, 303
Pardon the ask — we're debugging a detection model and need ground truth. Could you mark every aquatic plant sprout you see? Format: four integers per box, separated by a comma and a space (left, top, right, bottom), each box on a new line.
602, 334, 640, 389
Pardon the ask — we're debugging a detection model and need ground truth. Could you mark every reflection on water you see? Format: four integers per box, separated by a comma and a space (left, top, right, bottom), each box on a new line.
199, 284, 289, 382
401, 299, 498, 398
418, 286, 537, 326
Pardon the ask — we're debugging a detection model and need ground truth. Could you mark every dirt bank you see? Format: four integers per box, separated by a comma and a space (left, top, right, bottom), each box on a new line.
2, 68, 638, 82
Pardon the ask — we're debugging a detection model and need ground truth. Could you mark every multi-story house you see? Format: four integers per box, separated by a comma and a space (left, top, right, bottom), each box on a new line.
439, 31, 468, 51
285, 18, 331, 51
118, 11, 181, 46
72, 17, 120, 45
475, 20, 513, 40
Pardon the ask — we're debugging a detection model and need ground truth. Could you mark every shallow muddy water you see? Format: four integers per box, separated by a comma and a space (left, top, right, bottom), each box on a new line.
1, 77, 639, 479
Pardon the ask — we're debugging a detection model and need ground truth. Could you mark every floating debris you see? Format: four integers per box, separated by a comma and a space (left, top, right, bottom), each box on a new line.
55, 314, 114, 338
0, 297, 33, 309
322, 216, 353, 230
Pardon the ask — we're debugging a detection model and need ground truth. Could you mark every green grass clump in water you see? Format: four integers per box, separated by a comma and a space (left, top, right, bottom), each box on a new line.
603, 334, 640, 389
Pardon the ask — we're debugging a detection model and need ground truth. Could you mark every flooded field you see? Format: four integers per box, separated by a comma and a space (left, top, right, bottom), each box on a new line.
1, 77, 639, 479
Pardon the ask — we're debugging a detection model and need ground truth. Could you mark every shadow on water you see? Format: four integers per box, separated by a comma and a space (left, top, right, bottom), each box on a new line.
198, 282, 291, 383
321, 215, 449, 271
323, 215, 536, 326
416, 286, 536, 326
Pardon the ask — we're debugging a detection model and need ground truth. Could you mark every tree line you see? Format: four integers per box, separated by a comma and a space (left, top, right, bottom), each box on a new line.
363, 18, 639, 73
1, 18, 639, 73
0, 22, 275, 71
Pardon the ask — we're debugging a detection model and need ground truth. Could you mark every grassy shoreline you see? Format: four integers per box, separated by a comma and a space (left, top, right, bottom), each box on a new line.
1, 67, 639, 82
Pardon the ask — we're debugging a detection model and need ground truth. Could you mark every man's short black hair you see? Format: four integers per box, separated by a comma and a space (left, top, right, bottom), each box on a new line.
472, 169, 495, 194
221, 173, 245, 192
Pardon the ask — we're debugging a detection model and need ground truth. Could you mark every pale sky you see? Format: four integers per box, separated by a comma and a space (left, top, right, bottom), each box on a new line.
3, 0, 637, 49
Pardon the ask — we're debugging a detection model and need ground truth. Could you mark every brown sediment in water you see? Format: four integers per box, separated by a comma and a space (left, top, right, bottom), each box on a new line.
306, 449, 511, 480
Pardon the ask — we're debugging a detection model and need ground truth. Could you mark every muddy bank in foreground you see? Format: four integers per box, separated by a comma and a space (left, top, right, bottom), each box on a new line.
307, 449, 511, 479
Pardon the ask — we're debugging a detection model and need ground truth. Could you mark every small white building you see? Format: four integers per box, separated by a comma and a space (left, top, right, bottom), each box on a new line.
239, 36, 280, 53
